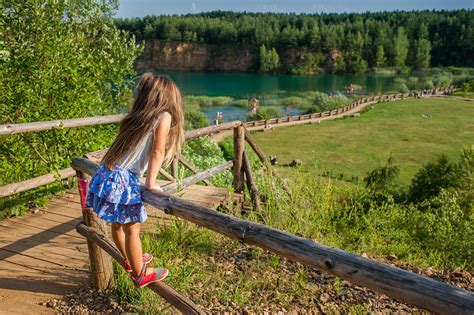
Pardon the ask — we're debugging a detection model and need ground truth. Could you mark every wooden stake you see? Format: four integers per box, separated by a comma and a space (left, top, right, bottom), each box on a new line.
243, 128, 291, 194
163, 161, 233, 193
232, 126, 245, 193
178, 156, 212, 186
76, 171, 113, 290
242, 151, 262, 212
171, 157, 179, 178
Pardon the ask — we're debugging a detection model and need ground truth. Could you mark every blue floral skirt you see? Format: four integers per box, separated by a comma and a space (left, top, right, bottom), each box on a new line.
86, 162, 147, 224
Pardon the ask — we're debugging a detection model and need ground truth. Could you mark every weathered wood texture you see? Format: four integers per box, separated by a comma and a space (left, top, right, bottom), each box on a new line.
185, 120, 242, 140
242, 151, 262, 212
76, 158, 474, 315
164, 161, 233, 193
0, 167, 76, 198
178, 156, 211, 186
0, 114, 125, 135
75, 223, 204, 314
232, 126, 245, 193
76, 171, 113, 290
141, 191, 474, 315
171, 158, 179, 178
243, 128, 291, 194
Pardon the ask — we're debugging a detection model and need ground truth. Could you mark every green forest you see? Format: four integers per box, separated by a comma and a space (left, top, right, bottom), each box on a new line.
116, 10, 474, 73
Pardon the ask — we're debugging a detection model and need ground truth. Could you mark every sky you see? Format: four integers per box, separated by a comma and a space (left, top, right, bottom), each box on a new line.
115, 0, 473, 18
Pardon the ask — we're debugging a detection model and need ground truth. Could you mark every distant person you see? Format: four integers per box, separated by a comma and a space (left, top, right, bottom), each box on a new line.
85, 73, 185, 288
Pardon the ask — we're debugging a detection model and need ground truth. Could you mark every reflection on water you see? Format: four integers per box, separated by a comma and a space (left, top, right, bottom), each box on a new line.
164, 72, 424, 97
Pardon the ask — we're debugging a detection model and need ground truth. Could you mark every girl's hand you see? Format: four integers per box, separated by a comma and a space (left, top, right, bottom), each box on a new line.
144, 183, 163, 192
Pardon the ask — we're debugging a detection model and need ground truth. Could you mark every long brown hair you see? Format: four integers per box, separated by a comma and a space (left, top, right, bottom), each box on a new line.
103, 73, 184, 169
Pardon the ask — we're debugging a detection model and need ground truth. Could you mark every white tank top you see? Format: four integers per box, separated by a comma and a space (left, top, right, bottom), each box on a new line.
117, 112, 169, 177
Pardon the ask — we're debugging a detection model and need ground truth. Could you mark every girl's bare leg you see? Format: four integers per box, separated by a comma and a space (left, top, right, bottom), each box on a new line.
111, 223, 127, 261
123, 222, 152, 276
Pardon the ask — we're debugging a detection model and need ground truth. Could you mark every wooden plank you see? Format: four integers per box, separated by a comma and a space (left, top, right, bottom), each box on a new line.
0, 239, 87, 268
2, 217, 83, 239
0, 226, 88, 257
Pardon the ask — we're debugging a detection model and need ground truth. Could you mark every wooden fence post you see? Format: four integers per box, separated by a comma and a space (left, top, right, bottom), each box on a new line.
233, 126, 245, 193
76, 171, 113, 290
171, 157, 179, 178
242, 151, 262, 212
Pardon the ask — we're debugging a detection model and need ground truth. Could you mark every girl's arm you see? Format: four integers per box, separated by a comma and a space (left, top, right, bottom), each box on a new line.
144, 112, 172, 191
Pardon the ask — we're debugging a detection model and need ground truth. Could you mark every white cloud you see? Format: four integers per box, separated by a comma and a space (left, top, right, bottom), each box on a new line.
192, 2, 197, 13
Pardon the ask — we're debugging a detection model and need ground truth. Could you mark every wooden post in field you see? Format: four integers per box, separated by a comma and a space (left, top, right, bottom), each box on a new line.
171, 157, 179, 179
233, 126, 245, 193
76, 171, 113, 290
242, 151, 262, 212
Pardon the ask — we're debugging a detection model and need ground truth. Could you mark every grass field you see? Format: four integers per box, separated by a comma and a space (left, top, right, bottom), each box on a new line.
252, 97, 474, 185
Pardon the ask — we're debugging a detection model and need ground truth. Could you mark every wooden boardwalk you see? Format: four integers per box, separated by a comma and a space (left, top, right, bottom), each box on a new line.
0, 184, 240, 314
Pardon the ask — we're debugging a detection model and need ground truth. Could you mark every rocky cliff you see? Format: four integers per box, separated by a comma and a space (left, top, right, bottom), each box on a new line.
134, 40, 257, 73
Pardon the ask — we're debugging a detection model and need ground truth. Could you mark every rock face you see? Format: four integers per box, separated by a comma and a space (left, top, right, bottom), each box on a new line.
135, 40, 257, 72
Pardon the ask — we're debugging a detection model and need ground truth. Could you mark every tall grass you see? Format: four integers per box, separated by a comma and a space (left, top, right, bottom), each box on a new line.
113, 164, 472, 312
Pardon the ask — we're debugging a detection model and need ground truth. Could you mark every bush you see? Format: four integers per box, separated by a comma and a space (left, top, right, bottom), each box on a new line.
184, 95, 233, 107
398, 83, 410, 93
433, 73, 453, 87
233, 99, 249, 108
423, 80, 434, 89
0, 1, 141, 216
394, 77, 406, 84
246, 107, 283, 121
182, 137, 232, 187
462, 80, 474, 92
409, 155, 462, 203
184, 110, 209, 130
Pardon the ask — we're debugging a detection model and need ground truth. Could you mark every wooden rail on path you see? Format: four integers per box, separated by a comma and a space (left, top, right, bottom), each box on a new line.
0, 85, 455, 199
73, 157, 474, 315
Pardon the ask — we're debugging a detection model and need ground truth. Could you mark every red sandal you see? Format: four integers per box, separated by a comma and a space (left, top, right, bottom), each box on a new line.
131, 262, 169, 289
122, 253, 153, 273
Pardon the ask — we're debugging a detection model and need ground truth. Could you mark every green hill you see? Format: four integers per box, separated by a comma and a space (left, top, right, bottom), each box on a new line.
253, 97, 474, 185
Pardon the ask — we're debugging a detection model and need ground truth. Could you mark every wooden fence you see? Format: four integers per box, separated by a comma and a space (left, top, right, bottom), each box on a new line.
2, 84, 472, 314
72, 155, 474, 315
0, 85, 455, 199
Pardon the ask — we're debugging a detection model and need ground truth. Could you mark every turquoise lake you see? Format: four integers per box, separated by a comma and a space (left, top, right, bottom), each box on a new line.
160, 72, 428, 122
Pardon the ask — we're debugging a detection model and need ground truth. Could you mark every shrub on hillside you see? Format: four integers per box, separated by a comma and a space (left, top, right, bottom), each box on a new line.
246, 107, 284, 121
184, 110, 209, 130
423, 80, 434, 89
408, 151, 472, 205
182, 137, 232, 187
398, 83, 410, 93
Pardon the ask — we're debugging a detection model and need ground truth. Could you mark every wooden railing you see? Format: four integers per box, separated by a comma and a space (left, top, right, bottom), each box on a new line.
70, 122, 284, 313
1, 84, 473, 314
72, 156, 474, 315
0, 85, 455, 199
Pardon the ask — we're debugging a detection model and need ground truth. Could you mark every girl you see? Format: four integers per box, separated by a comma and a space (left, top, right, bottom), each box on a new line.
86, 73, 184, 288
